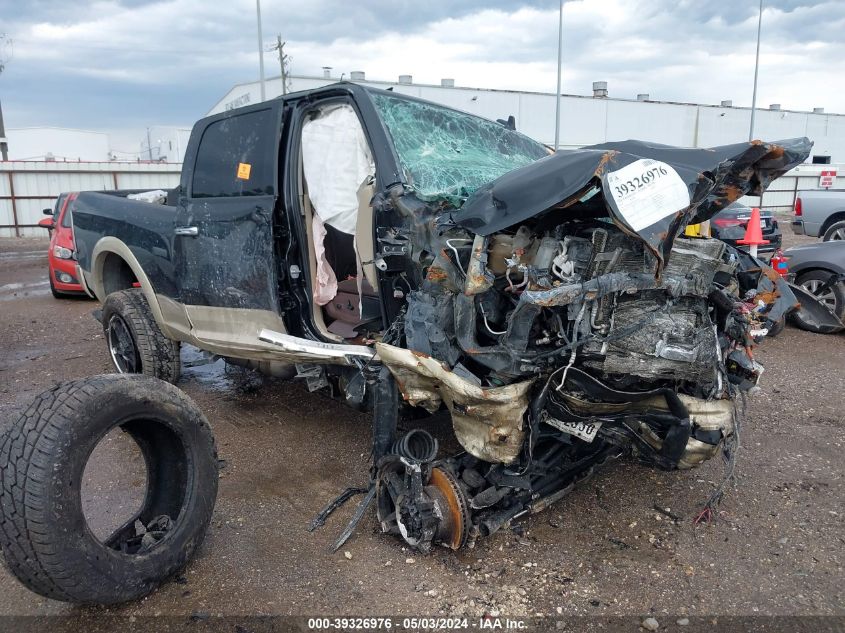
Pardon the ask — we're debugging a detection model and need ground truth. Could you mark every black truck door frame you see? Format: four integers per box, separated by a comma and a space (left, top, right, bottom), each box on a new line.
173, 101, 287, 347
280, 86, 403, 340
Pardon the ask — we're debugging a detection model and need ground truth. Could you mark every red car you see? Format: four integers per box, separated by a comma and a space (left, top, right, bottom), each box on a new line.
37, 192, 87, 298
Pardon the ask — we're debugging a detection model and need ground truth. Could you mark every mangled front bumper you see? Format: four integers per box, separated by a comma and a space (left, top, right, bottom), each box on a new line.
377, 343, 534, 463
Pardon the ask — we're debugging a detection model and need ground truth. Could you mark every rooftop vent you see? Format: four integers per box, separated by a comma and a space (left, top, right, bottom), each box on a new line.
592, 81, 608, 98
721, 99, 733, 107
637, 93, 649, 101
441, 78, 455, 88
350, 71, 366, 81
769, 103, 781, 110
322, 67, 332, 79
398, 74, 413, 85
813, 107, 825, 114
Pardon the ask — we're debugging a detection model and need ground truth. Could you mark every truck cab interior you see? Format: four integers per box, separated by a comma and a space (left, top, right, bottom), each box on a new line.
296, 101, 381, 343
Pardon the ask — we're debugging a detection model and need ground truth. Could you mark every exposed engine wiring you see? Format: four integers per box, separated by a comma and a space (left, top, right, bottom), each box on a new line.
479, 304, 508, 336
446, 238, 472, 277
556, 302, 588, 392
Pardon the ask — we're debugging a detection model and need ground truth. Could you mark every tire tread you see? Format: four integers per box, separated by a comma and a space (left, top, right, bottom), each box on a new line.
0, 375, 217, 604
102, 289, 180, 382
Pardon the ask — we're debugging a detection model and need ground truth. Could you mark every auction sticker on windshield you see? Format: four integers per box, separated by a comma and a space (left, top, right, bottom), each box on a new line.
605, 159, 690, 231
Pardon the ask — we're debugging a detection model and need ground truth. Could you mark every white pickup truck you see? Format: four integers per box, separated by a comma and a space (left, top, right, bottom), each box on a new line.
792, 190, 845, 241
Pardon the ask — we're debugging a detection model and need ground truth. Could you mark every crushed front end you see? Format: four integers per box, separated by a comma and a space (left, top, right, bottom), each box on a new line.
309, 97, 811, 553
356, 134, 811, 553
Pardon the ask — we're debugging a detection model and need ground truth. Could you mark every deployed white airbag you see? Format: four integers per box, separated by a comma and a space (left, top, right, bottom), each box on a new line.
302, 105, 374, 235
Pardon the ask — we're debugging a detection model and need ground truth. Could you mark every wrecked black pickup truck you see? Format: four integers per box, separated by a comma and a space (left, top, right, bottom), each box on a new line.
0, 82, 812, 604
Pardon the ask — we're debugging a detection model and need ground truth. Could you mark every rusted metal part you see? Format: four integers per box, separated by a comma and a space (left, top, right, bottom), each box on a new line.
376, 342, 534, 464
464, 234, 494, 296
428, 467, 470, 550
518, 271, 662, 307
593, 150, 619, 178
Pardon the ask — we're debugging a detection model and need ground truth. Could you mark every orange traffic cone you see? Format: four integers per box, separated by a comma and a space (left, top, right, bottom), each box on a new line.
737, 207, 769, 257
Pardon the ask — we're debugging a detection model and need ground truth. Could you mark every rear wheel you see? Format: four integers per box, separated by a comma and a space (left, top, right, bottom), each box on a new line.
102, 289, 181, 383
796, 269, 845, 320
0, 374, 219, 604
822, 220, 845, 242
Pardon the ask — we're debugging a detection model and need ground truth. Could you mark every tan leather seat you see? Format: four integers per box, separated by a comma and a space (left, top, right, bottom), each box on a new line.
324, 278, 381, 338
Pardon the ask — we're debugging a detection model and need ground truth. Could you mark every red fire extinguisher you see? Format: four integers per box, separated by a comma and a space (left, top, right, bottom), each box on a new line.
770, 249, 789, 277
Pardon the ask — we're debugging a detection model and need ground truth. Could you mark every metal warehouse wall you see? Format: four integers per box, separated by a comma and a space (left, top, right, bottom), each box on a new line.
210, 75, 844, 163
0, 162, 181, 238
6, 128, 111, 162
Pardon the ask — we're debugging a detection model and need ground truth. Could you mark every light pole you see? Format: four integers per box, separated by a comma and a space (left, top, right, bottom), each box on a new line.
748, 0, 763, 141
554, 0, 564, 150
256, 0, 266, 101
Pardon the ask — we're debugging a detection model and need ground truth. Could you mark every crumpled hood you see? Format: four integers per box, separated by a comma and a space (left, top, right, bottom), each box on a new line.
448, 138, 812, 272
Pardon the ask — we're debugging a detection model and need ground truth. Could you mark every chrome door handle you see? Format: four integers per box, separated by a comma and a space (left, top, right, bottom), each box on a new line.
174, 226, 199, 236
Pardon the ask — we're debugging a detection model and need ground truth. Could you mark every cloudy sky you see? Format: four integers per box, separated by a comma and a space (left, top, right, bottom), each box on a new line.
1, 0, 843, 154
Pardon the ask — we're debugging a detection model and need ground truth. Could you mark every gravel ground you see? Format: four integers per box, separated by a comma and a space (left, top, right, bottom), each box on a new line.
0, 234, 842, 628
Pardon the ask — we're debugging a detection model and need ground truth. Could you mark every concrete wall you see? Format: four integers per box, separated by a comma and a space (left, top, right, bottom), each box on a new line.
0, 161, 181, 237
6, 128, 111, 162
209, 75, 845, 163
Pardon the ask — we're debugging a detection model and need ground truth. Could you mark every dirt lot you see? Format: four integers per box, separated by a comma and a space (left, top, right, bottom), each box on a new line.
0, 233, 842, 628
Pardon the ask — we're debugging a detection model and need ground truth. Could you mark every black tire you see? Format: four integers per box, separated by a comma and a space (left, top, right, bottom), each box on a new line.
103, 289, 181, 383
822, 219, 845, 242
0, 374, 218, 604
49, 277, 68, 299
49, 277, 88, 300
796, 269, 845, 320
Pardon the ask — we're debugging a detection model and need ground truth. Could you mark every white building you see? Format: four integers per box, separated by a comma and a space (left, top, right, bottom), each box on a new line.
6, 127, 111, 162
139, 126, 192, 163
5, 125, 192, 163
209, 73, 844, 164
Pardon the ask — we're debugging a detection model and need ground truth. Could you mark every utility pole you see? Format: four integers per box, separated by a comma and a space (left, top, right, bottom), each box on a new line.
0, 102, 8, 161
255, 0, 266, 101
749, 0, 763, 141
146, 127, 153, 161
554, 0, 564, 150
0, 33, 12, 161
269, 35, 290, 95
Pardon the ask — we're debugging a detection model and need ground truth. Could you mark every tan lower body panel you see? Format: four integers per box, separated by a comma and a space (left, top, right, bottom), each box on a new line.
376, 342, 534, 464
558, 391, 735, 469
157, 295, 376, 365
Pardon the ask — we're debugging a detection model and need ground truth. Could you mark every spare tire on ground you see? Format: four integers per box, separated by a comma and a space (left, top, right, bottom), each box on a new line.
0, 374, 218, 604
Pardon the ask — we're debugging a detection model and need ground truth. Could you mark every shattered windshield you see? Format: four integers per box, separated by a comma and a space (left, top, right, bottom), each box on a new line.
369, 90, 549, 207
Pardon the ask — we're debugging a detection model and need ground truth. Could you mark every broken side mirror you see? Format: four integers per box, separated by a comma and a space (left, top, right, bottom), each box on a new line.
43, 208, 54, 216
37, 217, 55, 230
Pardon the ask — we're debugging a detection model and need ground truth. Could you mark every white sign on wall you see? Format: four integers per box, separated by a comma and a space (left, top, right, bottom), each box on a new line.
819, 170, 837, 188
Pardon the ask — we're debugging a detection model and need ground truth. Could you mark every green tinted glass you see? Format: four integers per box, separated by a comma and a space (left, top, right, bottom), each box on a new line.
370, 92, 549, 207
